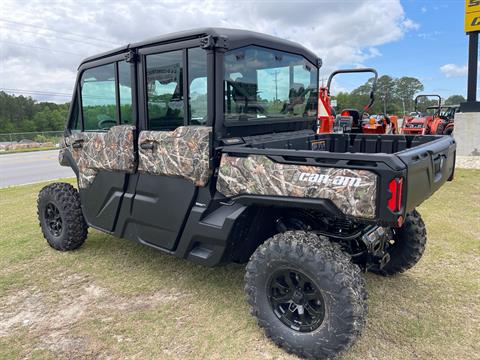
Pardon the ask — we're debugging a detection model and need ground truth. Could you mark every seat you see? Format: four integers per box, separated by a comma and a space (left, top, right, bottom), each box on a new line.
340, 109, 361, 132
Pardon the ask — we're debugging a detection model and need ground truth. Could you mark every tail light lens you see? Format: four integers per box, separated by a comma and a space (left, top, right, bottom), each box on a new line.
388, 178, 403, 212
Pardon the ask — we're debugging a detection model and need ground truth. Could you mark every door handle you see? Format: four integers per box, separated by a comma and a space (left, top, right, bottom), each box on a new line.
140, 142, 154, 150
72, 139, 84, 149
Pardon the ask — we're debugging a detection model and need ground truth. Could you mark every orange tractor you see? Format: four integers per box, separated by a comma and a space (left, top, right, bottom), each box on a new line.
436, 104, 459, 135
401, 95, 455, 135
318, 68, 397, 134
361, 114, 399, 134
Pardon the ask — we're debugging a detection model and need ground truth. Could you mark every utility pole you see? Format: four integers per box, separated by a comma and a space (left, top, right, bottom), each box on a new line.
273, 70, 280, 101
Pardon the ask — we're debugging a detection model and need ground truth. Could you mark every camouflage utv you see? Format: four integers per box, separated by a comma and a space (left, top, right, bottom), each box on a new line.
38, 28, 456, 360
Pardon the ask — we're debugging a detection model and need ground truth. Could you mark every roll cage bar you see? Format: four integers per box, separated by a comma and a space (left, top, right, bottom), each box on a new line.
414, 95, 441, 113
326, 68, 378, 112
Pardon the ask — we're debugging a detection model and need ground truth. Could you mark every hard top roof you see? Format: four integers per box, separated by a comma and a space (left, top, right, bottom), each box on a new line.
79, 27, 320, 68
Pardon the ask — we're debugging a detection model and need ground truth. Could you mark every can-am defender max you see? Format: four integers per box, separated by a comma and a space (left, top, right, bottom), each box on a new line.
37, 28, 456, 360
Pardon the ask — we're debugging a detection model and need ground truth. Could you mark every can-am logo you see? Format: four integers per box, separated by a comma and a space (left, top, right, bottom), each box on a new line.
297, 172, 361, 187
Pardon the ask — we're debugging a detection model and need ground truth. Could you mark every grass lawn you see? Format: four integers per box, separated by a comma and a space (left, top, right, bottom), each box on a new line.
0, 170, 479, 359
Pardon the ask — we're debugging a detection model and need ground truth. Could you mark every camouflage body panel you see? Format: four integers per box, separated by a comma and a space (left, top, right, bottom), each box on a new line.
61, 125, 136, 188
217, 154, 377, 219
138, 126, 211, 186
58, 147, 69, 166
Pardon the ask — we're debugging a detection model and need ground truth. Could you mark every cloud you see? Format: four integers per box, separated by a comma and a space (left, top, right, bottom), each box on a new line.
440, 64, 468, 78
0, 0, 418, 102
421, 6, 427, 13
403, 19, 420, 30
418, 31, 443, 40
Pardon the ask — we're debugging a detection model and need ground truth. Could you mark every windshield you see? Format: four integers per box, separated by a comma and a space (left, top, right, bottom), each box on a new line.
224, 46, 318, 123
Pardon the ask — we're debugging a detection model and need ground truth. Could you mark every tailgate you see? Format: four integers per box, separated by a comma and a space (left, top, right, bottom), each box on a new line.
396, 135, 456, 212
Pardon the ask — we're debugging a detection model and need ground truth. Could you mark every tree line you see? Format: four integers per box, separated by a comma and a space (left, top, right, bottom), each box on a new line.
332, 75, 465, 115
0, 81, 468, 134
0, 91, 69, 133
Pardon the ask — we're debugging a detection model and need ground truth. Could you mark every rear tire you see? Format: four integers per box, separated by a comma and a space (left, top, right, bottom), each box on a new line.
245, 231, 367, 359
435, 122, 445, 135
37, 182, 88, 251
371, 210, 426, 276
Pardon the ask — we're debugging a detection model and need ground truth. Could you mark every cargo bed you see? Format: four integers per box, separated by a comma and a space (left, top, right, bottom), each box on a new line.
218, 131, 456, 226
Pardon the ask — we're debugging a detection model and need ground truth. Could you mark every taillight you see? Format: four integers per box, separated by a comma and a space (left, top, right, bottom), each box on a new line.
397, 178, 403, 211
388, 178, 403, 212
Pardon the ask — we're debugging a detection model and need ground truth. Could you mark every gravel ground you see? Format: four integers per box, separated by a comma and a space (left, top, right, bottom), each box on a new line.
455, 156, 480, 169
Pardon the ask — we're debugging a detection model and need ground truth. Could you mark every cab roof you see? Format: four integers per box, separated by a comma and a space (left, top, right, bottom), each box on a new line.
79, 27, 321, 68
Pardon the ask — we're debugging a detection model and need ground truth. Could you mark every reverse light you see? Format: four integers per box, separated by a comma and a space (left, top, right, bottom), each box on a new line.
388, 178, 403, 212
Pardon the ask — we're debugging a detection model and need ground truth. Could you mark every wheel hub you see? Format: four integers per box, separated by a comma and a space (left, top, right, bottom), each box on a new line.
45, 203, 62, 237
267, 269, 325, 332
291, 289, 304, 304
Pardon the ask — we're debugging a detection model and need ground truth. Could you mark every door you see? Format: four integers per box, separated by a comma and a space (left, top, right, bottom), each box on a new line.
64, 58, 137, 231
130, 45, 212, 251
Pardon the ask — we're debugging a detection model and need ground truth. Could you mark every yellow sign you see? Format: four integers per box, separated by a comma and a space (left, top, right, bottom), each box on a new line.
465, 0, 480, 32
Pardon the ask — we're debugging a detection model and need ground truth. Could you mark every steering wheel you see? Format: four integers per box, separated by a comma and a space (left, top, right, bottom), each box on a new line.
98, 118, 117, 130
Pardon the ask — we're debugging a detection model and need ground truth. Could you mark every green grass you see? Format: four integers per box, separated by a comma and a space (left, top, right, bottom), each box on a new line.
0, 171, 479, 359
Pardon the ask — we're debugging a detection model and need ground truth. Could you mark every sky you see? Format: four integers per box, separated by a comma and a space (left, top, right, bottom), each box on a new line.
0, 0, 473, 103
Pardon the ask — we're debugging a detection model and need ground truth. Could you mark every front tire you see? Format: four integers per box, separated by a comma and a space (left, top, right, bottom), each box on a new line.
245, 231, 367, 359
37, 182, 88, 251
372, 210, 427, 276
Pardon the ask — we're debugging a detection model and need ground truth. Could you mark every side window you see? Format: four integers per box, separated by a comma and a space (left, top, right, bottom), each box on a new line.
81, 63, 117, 131
146, 50, 184, 131
118, 61, 133, 124
188, 48, 207, 124
69, 95, 82, 133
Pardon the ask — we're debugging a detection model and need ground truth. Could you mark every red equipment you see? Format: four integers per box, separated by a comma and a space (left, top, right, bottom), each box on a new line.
318, 68, 378, 134
402, 95, 455, 135
361, 114, 398, 134
437, 105, 459, 135
318, 87, 334, 133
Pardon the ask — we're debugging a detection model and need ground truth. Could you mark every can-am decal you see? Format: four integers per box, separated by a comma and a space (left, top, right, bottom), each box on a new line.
296, 172, 362, 187
217, 154, 377, 219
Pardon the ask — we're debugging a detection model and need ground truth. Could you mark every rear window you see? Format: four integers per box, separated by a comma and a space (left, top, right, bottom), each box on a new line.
224, 46, 318, 124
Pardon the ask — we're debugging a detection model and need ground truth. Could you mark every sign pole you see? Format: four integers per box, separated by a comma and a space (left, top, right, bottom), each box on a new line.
461, 1, 480, 111
467, 31, 478, 102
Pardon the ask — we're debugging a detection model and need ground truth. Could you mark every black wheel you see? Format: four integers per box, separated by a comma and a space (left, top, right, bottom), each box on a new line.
371, 210, 426, 276
245, 231, 367, 359
37, 182, 88, 251
444, 127, 454, 136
